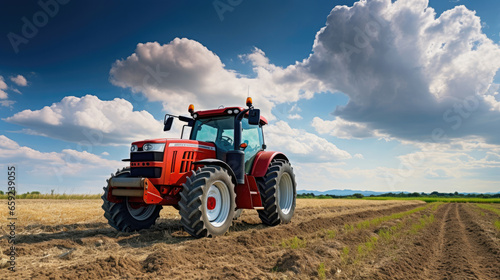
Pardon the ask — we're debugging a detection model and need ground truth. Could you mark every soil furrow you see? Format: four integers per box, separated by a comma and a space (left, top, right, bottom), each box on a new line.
3, 200, 499, 280
434, 204, 481, 279
372, 203, 500, 280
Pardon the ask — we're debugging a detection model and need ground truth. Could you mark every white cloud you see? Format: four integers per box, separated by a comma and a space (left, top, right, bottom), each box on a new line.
0, 75, 19, 107
265, 121, 351, 162
0, 135, 123, 193
108, 1, 500, 145
0, 135, 19, 148
287, 104, 303, 119
0, 76, 7, 90
286, 0, 500, 144
0, 76, 8, 100
109, 39, 325, 120
288, 114, 303, 120
10, 75, 27, 86
4, 95, 166, 145
109, 39, 272, 118
0, 100, 15, 107
296, 143, 500, 193
380, 137, 500, 191
354, 153, 364, 159
312, 117, 386, 139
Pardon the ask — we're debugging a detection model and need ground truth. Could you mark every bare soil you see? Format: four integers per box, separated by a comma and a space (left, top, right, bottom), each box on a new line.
1, 200, 498, 279
372, 203, 500, 280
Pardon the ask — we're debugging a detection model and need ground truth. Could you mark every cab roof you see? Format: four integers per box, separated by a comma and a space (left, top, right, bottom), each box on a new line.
194, 106, 268, 125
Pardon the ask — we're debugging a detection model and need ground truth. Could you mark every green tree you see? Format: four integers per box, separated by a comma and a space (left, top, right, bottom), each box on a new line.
352, 193, 364, 199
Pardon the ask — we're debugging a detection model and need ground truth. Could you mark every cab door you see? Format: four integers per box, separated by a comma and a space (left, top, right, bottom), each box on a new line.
241, 118, 264, 173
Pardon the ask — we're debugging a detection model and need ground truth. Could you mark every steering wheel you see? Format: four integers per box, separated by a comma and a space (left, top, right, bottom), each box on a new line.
221, 135, 233, 147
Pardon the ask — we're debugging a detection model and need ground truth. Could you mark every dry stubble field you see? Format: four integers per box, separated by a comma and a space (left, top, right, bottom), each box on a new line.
1, 199, 499, 279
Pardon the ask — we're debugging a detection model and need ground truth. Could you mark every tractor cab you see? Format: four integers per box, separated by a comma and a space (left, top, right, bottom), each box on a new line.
190, 107, 266, 174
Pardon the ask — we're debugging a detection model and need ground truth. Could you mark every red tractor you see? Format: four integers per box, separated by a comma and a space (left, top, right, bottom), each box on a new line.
102, 97, 296, 237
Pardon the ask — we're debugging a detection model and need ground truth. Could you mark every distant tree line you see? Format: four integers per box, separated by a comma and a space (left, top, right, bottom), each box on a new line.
297, 191, 500, 199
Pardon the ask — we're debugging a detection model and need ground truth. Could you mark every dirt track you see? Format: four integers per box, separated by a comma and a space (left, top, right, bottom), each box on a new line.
1, 200, 499, 279
374, 203, 500, 280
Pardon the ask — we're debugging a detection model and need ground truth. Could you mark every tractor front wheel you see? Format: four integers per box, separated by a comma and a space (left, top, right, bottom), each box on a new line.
101, 168, 162, 232
179, 165, 235, 238
258, 159, 296, 226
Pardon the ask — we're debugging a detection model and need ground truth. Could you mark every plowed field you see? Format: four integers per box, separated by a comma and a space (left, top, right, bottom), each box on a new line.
1, 199, 499, 279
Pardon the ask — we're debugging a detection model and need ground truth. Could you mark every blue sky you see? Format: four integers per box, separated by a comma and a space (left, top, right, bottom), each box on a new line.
1, 0, 500, 194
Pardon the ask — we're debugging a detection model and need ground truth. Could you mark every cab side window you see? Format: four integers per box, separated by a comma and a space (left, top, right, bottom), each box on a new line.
241, 118, 264, 173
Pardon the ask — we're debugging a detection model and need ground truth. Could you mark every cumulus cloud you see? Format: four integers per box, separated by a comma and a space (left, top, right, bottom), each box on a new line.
0, 135, 123, 193
0, 135, 116, 170
378, 136, 500, 191
286, 104, 303, 120
295, 0, 500, 143
110, 39, 270, 117
0, 76, 8, 100
265, 121, 351, 162
109, 39, 325, 120
10, 74, 27, 86
4, 95, 166, 145
288, 114, 303, 120
312, 117, 386, 139
296, 140, 500, 193
0, 75, 22, 107
354, 153, 364, 159
109, 1, 500, 145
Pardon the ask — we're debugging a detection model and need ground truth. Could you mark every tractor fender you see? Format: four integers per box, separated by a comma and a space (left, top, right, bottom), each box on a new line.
192, 159, 238, 186
250, 151, 289, 178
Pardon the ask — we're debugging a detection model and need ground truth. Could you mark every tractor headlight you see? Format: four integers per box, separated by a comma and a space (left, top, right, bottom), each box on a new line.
227, 109, 233, 114
233, 109, 239, 114
142, 143, 165, 152
130, 144, 138, 152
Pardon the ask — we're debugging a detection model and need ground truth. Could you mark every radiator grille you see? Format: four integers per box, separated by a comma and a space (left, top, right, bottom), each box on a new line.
179, 151, 195, 173
130, 167, 162, 178
170, 151, 177, 173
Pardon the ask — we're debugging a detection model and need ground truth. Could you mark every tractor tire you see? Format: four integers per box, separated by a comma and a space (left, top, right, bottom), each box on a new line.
179, 165, 235, 238
101, 168, 162, 232
257, 159, 296, 226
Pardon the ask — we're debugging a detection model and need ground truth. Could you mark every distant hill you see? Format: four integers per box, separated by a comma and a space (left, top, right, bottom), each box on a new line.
297, 189, 500, 196
297, 189, 395, 196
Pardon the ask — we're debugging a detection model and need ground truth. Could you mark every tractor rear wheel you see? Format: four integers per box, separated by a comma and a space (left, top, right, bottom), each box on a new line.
258, 159, 296, 226
101, 168, 162, 232
179, 165, 235, 238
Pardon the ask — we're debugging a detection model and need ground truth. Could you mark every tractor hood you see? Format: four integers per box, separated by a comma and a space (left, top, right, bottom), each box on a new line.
128, 139, 217, 186
131, 138, 216, 152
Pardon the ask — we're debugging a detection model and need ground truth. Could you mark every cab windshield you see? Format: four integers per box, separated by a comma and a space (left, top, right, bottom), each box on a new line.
191, 116, 235, 150
190, 115, 264, 172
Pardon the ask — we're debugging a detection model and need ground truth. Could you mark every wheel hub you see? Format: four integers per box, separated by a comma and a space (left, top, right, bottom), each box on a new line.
126, 198, 157, 221
207, 196, 216, 210
278, 172, 293, 215
205, 180, 230, 227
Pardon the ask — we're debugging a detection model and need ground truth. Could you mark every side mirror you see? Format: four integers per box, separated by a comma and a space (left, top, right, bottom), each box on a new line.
248, 109, 260, 125
179, 115, 195, 126
164, 116, 174, 131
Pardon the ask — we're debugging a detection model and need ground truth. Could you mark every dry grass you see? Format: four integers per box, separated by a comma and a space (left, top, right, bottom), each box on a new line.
0, 199, 418, 230
0, 198, 426, 279
0, 199, 181, 232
